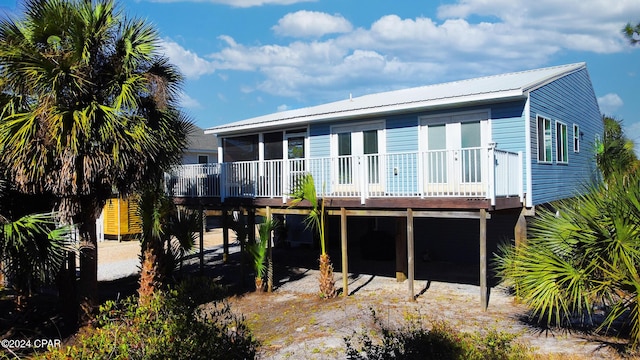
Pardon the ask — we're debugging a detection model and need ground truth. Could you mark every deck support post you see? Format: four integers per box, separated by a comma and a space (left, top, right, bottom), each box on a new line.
266, 206, 273, 293
407, 208, 415, 301
222, 208, 229, 263
340, 207, 348, 297
248, 207, 256, 244
199, 205, 204, 274
395, 216, 408, 282
515, 207, 527, 247
480, 208, 488, 311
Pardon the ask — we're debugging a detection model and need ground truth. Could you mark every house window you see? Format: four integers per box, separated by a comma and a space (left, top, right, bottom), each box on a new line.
573, 124, 580, 153
287, 136, 305, 159
537, 116, 552, 162
197, 155, 209, 164
223, 135, 258, 162
264, 132, 283, 160
556, 121, 568, 163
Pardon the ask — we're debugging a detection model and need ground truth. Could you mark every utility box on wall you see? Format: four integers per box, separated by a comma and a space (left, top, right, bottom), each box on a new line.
102, 197, 141, 240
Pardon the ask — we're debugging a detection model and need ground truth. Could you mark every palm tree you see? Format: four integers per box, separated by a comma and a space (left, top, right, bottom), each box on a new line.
497, 171, 640, 344
496, 114, 640, 345
0, 0, 191, 318
596, 116, 638, 183
247, 219, 274, 292
624, 22, 640, 45
136, 186, 201, 304
0, 178, 73, 306
136, 186, 172, 303
169, 207, 200, 272
290, 174, 337, 299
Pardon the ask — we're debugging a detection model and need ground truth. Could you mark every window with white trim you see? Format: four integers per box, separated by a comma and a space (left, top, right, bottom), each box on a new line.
537, 116, 552, 162
556, 121, 568, 163
573, 124, 580, 153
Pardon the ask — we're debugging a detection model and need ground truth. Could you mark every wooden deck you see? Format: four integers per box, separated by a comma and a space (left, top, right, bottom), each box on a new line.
173, 194, 522, 211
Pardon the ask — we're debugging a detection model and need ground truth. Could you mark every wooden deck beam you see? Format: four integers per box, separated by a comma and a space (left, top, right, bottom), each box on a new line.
256, 207, 489, 219
172, 195, 517, 212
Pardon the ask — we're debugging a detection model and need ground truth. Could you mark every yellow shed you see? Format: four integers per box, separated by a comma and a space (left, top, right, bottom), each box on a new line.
102, 197, 142, 240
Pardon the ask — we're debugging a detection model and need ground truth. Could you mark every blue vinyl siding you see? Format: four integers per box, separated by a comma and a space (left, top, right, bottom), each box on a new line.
490, 100, 527, 193
386, 114, 418, 153
308, 124, 331, 191
309, 124, 330, 158
529, 68, 602, 205
304, 69, 601, 204
386, 115, 419, 194
491, 101, 527, 154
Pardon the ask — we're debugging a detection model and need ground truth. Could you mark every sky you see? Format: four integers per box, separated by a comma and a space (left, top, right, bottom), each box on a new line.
1, 0, 639, 152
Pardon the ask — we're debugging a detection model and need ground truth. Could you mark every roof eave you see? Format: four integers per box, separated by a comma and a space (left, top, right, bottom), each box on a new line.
522, 62, 585, 93
206, 90, 526, 137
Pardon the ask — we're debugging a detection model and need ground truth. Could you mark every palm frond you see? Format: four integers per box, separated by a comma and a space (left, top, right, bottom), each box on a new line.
0, 211, 74, 294
246, 219, 274, 279
170, 208, 200, 258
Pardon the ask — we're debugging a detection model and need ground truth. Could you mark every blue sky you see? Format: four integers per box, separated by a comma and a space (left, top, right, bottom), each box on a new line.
1, 0, 639, 151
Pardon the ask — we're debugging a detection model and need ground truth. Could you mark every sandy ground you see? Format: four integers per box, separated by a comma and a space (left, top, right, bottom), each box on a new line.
97, 229, 230, 280
98, 231, 629, 359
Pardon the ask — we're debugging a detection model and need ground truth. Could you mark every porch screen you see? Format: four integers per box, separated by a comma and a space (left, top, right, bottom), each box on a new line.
223, 135, 258, 162
264, 132, 283, 160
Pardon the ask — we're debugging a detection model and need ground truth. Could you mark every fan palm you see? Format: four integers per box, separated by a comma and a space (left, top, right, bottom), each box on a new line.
136, 186, 200, 303
1, 211, 74, 304
496, 170, 640, 345
290, 174, 336, 299
0, 0, 191, 317
624, 22, 640, 45
0, 178, 73, 305
169, 207, 200, 271
596, 116, 638, 183
247, 219, 274, 292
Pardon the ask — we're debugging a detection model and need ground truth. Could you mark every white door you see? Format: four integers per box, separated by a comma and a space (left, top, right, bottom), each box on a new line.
421, 112, 487, 195
285, 132, 306, 193
332, 122, 384, 195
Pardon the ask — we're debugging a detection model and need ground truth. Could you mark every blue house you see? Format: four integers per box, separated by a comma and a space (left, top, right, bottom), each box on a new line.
167, 62, 603, 306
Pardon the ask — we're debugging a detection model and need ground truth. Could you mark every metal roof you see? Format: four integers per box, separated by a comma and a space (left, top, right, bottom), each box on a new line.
205, 62, 586, 136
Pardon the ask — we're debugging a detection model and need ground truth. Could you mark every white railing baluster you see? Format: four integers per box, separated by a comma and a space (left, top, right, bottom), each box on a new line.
164, 147, 522, 204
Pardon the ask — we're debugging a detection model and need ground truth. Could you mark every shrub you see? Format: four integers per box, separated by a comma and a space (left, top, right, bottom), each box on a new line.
344, 309, 529, 360
36, 284, 258, 359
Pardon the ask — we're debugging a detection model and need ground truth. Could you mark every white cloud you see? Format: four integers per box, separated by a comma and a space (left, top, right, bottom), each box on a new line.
598, 93, 624, 115
198, 1, 638, 102
159, 39, 215, 79
437, 0, 638, 53
277, 104, 289, 112
272, 11, 353, 38
145, 0, 314, 7
178, 92, 202, 109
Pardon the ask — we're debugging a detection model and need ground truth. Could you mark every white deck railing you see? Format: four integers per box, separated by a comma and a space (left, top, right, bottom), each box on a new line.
164, 146, 523, 205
